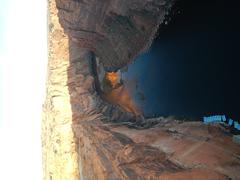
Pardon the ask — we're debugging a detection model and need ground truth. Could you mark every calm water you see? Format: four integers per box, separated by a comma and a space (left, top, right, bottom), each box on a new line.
122, 0, 240, 120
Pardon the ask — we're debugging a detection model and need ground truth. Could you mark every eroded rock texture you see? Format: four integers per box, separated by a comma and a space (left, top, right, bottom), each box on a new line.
42, 0, 240, 179
42, 1, 78, 179
56, 0, 174, 71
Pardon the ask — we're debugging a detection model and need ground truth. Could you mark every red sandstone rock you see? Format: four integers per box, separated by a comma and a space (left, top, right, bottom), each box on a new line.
42, 0, 240, 179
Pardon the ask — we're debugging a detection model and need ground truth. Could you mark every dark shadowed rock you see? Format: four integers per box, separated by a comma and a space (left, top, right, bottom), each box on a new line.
56, 0, 174, 71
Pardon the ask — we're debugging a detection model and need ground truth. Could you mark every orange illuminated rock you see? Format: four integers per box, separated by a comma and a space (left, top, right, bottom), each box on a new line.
104, 72, 121, 89
103, 84, 141, 116
102, 71, 141, 115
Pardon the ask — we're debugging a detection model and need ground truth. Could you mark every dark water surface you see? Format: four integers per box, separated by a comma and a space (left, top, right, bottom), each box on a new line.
122, 0, 240, 120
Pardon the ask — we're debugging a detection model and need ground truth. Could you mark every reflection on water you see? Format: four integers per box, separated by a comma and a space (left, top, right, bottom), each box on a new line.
121, 0, 240, 119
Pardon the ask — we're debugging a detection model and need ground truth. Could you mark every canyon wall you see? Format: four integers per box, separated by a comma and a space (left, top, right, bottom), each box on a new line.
56, 0, 174, 71
42, 0, 240, 179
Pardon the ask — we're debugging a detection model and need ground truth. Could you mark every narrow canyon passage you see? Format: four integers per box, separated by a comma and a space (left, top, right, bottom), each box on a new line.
42, 0, 240, 179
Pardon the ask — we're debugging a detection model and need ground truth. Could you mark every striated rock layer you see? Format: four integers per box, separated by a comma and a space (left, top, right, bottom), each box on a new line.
56, 0, 174, 71
42, 0, 240, 179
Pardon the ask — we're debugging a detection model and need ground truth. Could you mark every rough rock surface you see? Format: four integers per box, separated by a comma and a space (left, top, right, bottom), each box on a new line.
42, 0, 240, 179
55, 0, 174, 71
42, 1, 78, 179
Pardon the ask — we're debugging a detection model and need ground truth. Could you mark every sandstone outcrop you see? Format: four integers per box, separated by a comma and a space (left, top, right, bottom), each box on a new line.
56, 0, 174, 71
42, 0, 240, 179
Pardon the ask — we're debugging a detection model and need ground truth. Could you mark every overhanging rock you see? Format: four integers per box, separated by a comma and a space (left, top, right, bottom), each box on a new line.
56, 0, 174, 71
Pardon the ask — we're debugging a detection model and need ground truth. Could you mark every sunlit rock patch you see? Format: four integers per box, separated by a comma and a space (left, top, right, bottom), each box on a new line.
101, 71, 141, 116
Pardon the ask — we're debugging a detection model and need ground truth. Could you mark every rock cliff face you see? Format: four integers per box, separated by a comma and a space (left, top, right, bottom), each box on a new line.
56, 0, 174, 71
42, 0, 240, 179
